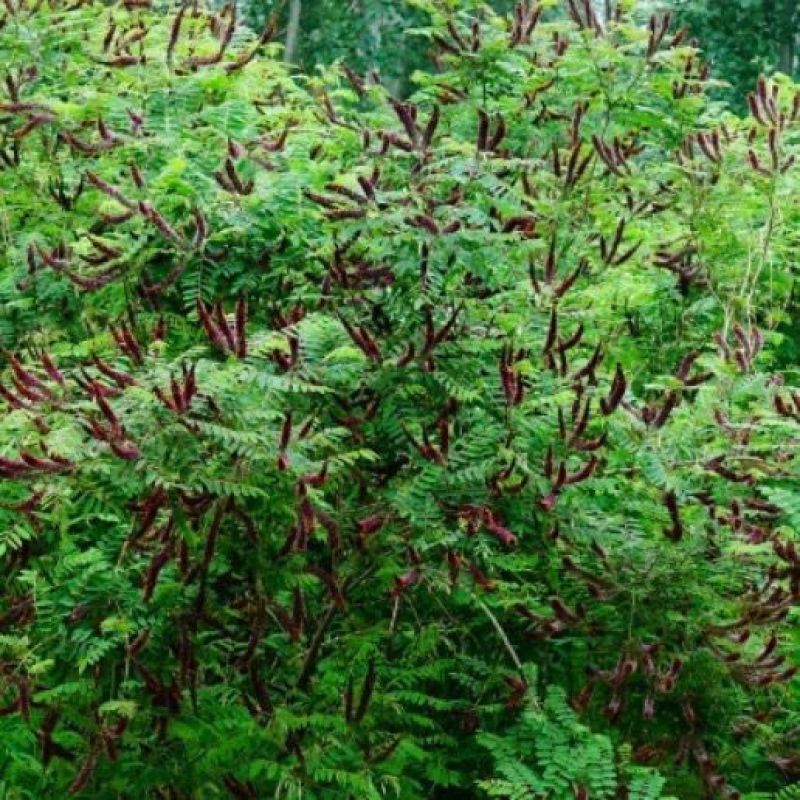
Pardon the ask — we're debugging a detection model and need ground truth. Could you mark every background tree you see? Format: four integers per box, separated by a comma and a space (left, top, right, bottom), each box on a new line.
244, 0, 799, 111
670, 0, 798, 108
246, 0, 521, 96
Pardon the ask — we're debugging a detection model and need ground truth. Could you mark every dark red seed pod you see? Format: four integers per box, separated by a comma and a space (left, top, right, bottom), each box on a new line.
303, 509, 335, 551
11, 373, 45, 403
235, 296, 248, 358
127, 629, 150, 657
358, 327, 382, 361
600, 364, 626, 414
605, 693, 623, 722
86, 171, 136, 210
153, 386, 179, 413
543, 445, 555, 480
68, 750, 98, 795
292, 587, 306, 636
755, 632, 778, 662
118, 324, 144, 365
539, 492, 558, 512
499, 675, 525, 713
485, 515, 517, 547
652, 390, 679, 428
153, 317, 167, 341
326, 207, 366, 221
468, 563, 496, 592
423, 105, 440, 148
26, 242, 40, 274
642, 693, 655, 721
166, 4, 186, 68
434, 305, 462, 347
108, 439, 140, 461
142, 541, 173, 601
298, 416, 314, 439
572, 683, 594, 712
0, 381, 27, 411
550, 597, 580, 624
559, 324, 584, 354
500, 362, 517, 406
8, 353, 45, 392
682, 699, 696, 726
477, 109, 489, 151
573, 343, 604, 382
12, 113, 57, 140
663, 490, 683, 541
305, 190, 338, 209
564, 456, 598, 485
357, 515, 385, 537
279, 411, 292, 451
543, 308, 558, 354
93, 390, 119, 428
209, 303, 234, 353
92, 356, 135, 389
395, 342, 415, 367
447, 550, 461, 586
668, 658, 683, 679
391, 568, 420, 597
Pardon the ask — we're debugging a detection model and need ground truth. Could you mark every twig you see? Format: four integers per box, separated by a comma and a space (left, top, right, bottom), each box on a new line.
479, 601, 524, 674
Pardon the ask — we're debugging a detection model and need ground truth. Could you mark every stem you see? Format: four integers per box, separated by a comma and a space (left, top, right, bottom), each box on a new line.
284, 0, 301, 64
295, 602, 337, 690
778, 0, 797, 75
294, 566, 374, 690
479, 601, 524, 675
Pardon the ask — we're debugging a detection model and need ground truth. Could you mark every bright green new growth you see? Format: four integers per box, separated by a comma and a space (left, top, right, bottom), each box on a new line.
0, 1, 798, 798
478, 679, 672, 799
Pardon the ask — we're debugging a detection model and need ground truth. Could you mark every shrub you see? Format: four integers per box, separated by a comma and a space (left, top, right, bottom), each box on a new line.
0, 0, 798, 797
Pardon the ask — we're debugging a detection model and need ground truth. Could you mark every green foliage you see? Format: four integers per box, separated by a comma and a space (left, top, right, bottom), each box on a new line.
743, 788, 800, 800
477, 678, 672, 799
0, 1, 798, 798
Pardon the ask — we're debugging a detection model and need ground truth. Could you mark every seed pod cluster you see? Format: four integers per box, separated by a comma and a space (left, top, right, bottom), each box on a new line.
509, 1, 541, 47
154, 364, 197, 414
197, 297, 248, 358
715, 324, 764, 372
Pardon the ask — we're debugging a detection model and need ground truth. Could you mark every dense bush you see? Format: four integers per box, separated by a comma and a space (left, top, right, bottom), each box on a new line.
0, 1, 798, 797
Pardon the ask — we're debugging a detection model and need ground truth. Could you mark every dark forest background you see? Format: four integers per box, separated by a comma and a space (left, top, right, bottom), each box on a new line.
247, 0, 799, 106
